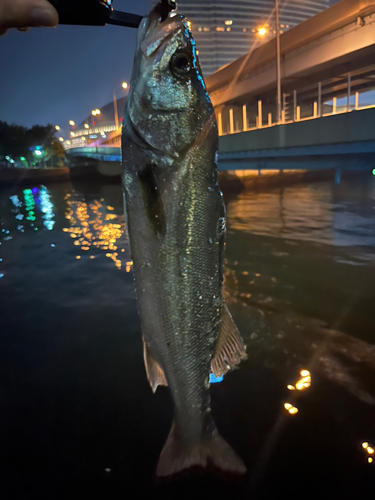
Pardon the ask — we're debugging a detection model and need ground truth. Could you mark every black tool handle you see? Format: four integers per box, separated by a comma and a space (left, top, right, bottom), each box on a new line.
48, 0, 142, 27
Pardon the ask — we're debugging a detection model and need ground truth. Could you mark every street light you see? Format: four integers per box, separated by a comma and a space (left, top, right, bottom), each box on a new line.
275, 0, 281, 123
69, 120, 75, 126
59, 137, 64, 142
256, 1, 281, 123
113, 82, 128, 128
55, 125, 60, 131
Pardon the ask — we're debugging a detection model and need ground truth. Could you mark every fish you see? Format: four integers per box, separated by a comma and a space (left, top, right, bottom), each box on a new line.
121, 3, 247, 477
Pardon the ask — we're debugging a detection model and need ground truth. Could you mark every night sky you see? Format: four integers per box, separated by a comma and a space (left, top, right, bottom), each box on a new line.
0, 0, 150, 138
0, 0, 338, 140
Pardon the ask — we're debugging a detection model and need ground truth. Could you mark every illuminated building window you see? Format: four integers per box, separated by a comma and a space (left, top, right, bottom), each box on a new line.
224, 20, 233, 25
203, 27, 210, 31
216, 27, 225, 31
198, 27, 202, 31
280, 24, 285, 27
226, 27, 231, 31
243, 28, 247, 32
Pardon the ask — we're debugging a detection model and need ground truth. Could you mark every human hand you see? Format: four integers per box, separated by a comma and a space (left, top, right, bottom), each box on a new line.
0, 0, 58, 36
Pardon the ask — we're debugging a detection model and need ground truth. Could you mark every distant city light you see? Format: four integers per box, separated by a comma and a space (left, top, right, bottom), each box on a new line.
372, 168, 375, 175
5, 156, 10, 160
84, 124, 89, 129
55, 125, 60, 131
66, 140, 71, 145
20, 157, 26, 161
258, 27, 267, 36
224, 20, 233, 25
35, 150, 42, 156
122, 82, 128, 89
69, 120, 75, 126
35, 146, 41, 150
92, 109, 101, 116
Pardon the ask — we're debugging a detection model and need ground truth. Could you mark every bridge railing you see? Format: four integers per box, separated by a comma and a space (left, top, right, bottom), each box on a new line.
218, 90, 375, 136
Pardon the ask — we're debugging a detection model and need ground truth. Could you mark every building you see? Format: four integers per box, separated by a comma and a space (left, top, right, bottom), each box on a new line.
153, 0, 329, 76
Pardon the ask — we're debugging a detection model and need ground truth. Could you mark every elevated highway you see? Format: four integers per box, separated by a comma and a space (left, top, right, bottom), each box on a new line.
206, 0, 375, 130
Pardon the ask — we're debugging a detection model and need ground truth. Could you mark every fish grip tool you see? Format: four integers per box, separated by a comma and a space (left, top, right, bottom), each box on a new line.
48, 0, 177, 27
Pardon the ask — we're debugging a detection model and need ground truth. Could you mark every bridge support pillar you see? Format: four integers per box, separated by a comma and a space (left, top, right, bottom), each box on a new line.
347, 73, 351, 111
242, 105, 247, 131
333, 97, 337, 114
318, 82, 322, 117
229, 108, 234, 134
217, 112, 223, 136
257, 100, 262, 128
268, 112, 272, 126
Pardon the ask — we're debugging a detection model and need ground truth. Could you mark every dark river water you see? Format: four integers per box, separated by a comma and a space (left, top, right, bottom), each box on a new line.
1, 174, 375, 498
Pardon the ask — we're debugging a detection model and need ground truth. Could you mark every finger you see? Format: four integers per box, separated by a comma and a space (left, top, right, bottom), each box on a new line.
0, 0, 59, 30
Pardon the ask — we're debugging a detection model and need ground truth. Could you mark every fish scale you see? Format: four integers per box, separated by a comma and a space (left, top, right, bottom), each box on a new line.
122, 2, 247, 477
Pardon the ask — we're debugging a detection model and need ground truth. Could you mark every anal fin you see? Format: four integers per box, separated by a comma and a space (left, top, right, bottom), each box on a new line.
211, 303, 247, 377
143, 337, 168, 393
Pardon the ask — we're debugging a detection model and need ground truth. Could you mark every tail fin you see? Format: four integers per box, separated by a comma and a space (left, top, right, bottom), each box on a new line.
155, 422, 246, 477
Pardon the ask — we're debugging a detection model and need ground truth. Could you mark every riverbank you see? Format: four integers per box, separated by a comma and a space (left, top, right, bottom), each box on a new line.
0, 167, 70, 186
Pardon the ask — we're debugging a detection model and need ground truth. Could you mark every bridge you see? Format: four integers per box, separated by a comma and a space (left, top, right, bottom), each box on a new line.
66, 0, 375, 175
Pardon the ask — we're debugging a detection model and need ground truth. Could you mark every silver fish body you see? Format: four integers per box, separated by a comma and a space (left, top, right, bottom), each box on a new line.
122, 5, 246, 477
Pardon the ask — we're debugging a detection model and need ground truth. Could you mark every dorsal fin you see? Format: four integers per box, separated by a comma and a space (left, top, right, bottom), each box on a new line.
211, 303, 247, 377
143, 337, 168, 393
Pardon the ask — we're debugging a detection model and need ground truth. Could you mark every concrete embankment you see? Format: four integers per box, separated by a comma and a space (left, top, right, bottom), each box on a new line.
0, 167, 70, 187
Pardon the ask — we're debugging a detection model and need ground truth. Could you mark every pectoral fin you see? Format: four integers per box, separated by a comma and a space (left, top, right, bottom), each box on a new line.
143, 337, 168, 393
211, 303, 247, 377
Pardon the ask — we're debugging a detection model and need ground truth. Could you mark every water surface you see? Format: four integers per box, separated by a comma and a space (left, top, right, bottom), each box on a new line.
1, 175, 375, 498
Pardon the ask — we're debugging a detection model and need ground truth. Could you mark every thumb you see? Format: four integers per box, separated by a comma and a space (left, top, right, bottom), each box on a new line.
0, 0, 59, 30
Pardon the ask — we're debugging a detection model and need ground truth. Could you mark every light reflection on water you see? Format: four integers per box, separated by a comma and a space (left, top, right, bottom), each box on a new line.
63, 193, 132, 271
226, 181, 375, 248
1, 176, 375, 493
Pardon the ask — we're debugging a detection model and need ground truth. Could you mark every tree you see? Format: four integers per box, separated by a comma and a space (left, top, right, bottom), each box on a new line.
0, 121, 66, 168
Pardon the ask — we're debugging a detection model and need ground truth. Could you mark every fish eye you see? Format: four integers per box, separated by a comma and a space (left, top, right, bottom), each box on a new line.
170, 51, 192, 77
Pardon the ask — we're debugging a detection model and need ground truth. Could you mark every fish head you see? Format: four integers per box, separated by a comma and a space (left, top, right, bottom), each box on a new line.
127, 6, 215, 158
